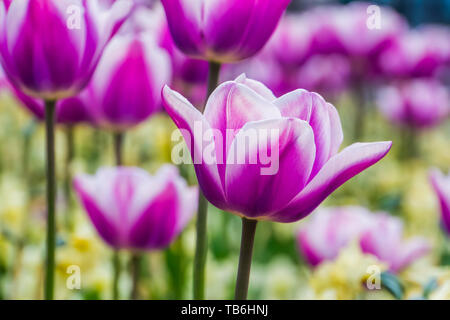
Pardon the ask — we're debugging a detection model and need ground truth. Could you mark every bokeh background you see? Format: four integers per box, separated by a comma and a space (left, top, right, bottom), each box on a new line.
0, 0, 449, 300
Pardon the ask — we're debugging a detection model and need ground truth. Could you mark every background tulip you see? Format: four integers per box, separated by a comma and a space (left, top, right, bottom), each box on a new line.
430, 169, 450, 235
0, 0, 133, 100
379, 27, 450, 78
161, 0, 290, 63
360, 213, 430, 272
297, 206, 373, 266
87, 32, 171, 131
162, 75, 392, 223
298, 206, 430, 272
376, 79, 450, 129
74, 165, 198, 250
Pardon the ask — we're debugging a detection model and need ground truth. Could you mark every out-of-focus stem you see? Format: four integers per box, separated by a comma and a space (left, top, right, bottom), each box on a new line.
112, 250, 121, 300
44, 99, 56, 300
113, 132, 124, 166
353, 82, 366, 140
64, 125, 75, 229
193, 61, 221, 300
234, 218, 257, 300
130, 253, 142, 300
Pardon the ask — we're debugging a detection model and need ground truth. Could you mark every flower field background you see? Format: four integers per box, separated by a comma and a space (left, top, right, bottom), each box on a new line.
0, 0, 449, 300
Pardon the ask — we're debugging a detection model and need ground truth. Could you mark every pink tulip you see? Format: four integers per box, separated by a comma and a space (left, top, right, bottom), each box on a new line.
360, 213, 430, 272
0, 0, 133, 100
379, 26, 450, 78
162, 75, 392, 223
297, 206, 431, 272
296, 54, 351, 99
161, 0, 290, 63
376, 79, 449, 129
86, 30, 171, 131
74, 165, 198, 250
297, 206, 373, 266
430, 169, 450, 235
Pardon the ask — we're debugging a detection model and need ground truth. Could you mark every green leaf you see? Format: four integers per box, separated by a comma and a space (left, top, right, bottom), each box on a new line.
381, 271, 404, 300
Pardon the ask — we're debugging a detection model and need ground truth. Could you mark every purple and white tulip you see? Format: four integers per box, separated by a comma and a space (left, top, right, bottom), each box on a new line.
376, 79, 449, 129
161, 0, 290, 63
74, 165, 198, 250
297, 206, 431, 272
162, 75, 392, 223
0, 0, 133, 100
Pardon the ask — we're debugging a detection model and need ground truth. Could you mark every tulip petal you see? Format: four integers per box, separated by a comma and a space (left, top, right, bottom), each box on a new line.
162, 85, 227, 208
234, 74, 276, 101
74, 174, 121, 248
224, 118, 315, 218
274, 141, 392, 222
161, 0, 205, 57
430, 169, 450, 234
275, 90, 343, 178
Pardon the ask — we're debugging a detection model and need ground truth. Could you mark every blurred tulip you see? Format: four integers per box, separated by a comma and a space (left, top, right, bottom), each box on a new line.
335, 2, 407, 59
298, 206, 431, 272
0, 0, 133, 100
297, 206, 373, 266
360, 213, 430, 272
296, 54, 351, 99
430, 169, 450, 235
379, 26, 450, 78
161, 0, 290, 63
376, 79, 449, 129
87, 32, 171, 131
162, 74, 392, 222
264, 13, 313, 69
74, 165, 198, 250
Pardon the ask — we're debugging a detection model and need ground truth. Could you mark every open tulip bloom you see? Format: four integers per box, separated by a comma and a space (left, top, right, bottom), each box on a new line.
162, 74, 392, 299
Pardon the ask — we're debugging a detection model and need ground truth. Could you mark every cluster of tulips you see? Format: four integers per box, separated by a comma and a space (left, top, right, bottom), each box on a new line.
0, 0, 448, 300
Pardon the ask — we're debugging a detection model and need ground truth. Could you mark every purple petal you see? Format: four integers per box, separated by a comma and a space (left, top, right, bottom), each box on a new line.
162, 85, 227, 208
430, 169, 450, 234
274, 141, 392, 223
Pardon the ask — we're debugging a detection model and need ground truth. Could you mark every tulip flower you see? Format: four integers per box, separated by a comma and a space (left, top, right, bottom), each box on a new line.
74, 165, 198, 250
360, 214, 430, 272
296, 54, 351, 100
162, 74, 392, 299
86, 32, 171, 131
0, 0, 133, 300
297, 206, 372, 266
160, 0, 290, 63
379, 26, 450, 78
74, 165, 198, 298
430, 169, 450, 235
297, 207, 430, 272
0, 0, 133, 100
376, 79, 449, 129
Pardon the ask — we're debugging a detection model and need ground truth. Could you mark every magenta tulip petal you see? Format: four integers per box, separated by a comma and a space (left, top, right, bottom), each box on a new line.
160, 0, 205, 57
393, 238, 431, 272
225, 118, 315, 218
430, 169, 450, 235
275, 141, 392, 222
275, 90, 343, 178
162, 85, 227, 208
